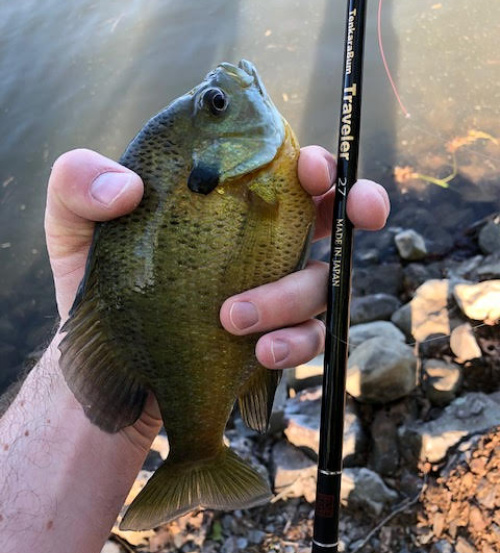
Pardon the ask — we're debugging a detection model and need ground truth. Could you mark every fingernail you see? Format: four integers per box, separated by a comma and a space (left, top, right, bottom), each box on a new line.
229, 301, 259, 331
91, 172, 132, 206
271, 339, 289, 364
326, 156, 335, 186
376, 185, 391, 214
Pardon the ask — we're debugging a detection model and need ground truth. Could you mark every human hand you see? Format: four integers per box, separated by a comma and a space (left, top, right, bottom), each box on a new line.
220, 145, 390, 369
45, 148, 163, 452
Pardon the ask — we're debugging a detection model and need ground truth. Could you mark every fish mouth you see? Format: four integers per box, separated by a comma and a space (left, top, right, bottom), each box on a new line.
218, 60, 267, 97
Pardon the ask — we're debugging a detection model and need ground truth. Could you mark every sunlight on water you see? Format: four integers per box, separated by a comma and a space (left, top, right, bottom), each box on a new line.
0, 0, 498, 390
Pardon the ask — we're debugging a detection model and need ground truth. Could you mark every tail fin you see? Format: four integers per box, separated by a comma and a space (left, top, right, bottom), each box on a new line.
119, 446, 271, 531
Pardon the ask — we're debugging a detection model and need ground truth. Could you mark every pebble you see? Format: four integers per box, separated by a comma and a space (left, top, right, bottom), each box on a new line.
450, 322, 482, 362
369, 410, 400, 475
248, 529, 266, 545
283, 387, 365, 465
399, 392, 500, 463
342, 467, 398, 516
446, 255, 484, 280
423, 358, 462, 405
348, 321, 406, 352
478, 218, 500, 254
352, 261, 403, 297
403, 262, 442, 295
453, 279, 500, 323
150, 433, 170, 460
476, 251, 500, 279
410, 279, 451, 342
236, 537, 248, 549
390, 302, 413, 339
395, 229, 427, 260
430, 540, 455, 553
350, 293, 401, 325
347, 338, 418, 403
287, 355, 323, 392
272, 441, 316, 502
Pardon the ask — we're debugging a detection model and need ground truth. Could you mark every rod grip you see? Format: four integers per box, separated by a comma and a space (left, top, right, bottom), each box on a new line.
311, 469, 343, 552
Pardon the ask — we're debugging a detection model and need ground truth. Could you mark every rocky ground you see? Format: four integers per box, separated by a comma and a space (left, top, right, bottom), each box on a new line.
100, 213, 500, 553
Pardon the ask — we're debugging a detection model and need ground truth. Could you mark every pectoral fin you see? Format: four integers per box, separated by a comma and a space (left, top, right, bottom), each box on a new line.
59, 258, 148, 433
238, 366, 282, 433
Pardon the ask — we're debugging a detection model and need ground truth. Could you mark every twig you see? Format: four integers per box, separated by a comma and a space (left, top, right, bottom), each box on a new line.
350, 477, 427, 553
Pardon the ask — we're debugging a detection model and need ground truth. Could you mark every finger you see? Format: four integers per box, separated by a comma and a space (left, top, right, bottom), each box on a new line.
347, 179, 390, 230
45, 149, 143, 317
314, 178, 390, 240
255, 319, 325, 370
298, 145, 336, 196
45, 149, 143, 259
220, 261, 328, 336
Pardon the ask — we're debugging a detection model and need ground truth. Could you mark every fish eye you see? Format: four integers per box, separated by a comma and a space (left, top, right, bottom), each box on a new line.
202, 88, 229, 115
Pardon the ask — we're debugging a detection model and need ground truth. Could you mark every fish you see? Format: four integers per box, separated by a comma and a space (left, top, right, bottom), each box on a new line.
59, 59, 316, 531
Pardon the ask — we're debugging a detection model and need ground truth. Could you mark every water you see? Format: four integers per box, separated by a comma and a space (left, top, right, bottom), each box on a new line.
0, 0, 499, 392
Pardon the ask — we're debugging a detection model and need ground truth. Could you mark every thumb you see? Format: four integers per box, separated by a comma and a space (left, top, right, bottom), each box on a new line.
45, 148, 143, 319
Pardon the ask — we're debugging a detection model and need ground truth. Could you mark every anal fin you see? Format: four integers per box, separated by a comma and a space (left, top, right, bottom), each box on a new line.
238, 366, 281, 433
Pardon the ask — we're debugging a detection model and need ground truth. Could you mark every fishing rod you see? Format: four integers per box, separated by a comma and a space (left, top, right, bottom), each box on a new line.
311, 0, 367, 552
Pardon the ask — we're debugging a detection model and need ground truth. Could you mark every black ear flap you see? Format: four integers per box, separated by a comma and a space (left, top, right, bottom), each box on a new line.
187, 162, 220, 195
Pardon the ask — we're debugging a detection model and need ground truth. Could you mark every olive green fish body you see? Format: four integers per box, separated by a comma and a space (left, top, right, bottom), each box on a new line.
59, 60, 315, 530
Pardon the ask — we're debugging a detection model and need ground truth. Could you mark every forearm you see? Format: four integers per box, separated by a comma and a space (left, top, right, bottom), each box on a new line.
0, 335, 149, 553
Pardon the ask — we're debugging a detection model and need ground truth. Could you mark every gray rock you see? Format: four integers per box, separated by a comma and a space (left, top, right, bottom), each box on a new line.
478, 218, 500, 254
346, 338, 418, 403
390, 302, 413, 339
222, 537, 240, 553
350, 293, 401, 325
269, 375, 289, 432
430, 540, 455, 553
446, 255, 484, 280
287, 355, 323, 392
236, 537, 249, 550
352, 262, 403, 297
399, 392, 500, 463
272, 441, 316, 502
476, 251, 500, 279
403, 262, 443, 295
283, 387, 365, 466
368, 410, 400, 475
453, 279, 500, 323
410, 279, 451, 342
150, 432, 170, 460
341, 467, 398, 516
450, 323, 482, 362
248, 530, 266, 545
349, 321, 406, 352
395, 229, 427, 260
423, 358, 462, 405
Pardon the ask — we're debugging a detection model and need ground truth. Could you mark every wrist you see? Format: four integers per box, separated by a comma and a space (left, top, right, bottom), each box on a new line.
0, 333, 152, 553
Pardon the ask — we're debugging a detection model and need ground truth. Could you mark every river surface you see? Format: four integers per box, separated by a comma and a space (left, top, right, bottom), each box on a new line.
0, 0, 499, 392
